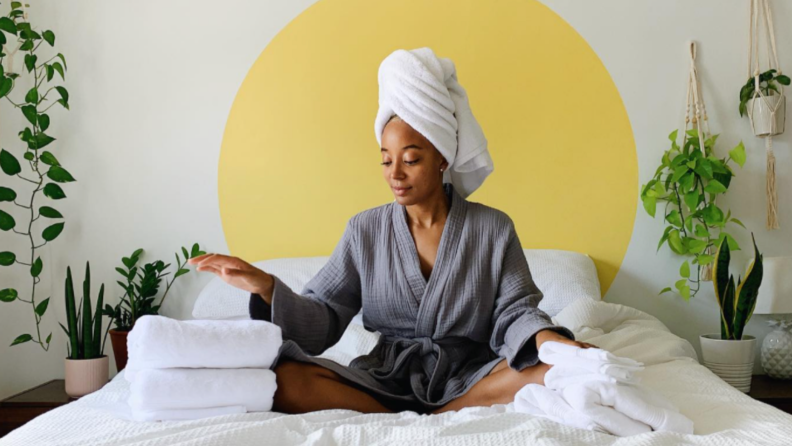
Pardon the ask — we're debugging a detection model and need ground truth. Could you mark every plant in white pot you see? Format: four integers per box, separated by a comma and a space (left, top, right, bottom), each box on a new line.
700, 232, 764, 393
59, 262, 109, 398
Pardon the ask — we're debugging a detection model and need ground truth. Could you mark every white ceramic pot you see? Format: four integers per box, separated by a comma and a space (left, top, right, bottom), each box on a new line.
746, 94, 786, 136
64, 355, 109, 398
700, 334, 756, 393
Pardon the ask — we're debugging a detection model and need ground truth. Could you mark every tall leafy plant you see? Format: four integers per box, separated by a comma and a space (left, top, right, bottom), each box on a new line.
60, 262, 107, 359
640, 129, 748, 300
712, 232, 763, 340
0, 2, 72, 350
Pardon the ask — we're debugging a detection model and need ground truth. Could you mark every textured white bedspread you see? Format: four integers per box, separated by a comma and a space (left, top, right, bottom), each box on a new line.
3, 299, 791, 446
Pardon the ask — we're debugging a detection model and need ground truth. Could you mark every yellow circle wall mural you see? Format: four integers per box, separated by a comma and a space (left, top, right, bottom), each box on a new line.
219, 0, 637, 297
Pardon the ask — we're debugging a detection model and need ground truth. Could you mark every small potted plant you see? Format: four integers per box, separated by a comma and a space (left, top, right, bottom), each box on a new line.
739, 68, 789, 136
104, 243, 205, 371
59, 262, 108, 398
699, 233, 764, 392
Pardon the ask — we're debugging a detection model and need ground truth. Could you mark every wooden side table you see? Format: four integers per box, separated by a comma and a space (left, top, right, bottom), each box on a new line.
749, 375, 792, 415
0, 380, 76, 438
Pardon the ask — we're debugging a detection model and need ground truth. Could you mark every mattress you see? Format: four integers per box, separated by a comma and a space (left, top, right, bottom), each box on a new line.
3, 298, 791, 446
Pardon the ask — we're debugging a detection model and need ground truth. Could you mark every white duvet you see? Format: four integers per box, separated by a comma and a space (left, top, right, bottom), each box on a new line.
3, 299, 792, 446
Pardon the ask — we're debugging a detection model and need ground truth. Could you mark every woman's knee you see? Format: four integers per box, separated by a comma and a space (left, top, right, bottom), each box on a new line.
492, 361, 553, 402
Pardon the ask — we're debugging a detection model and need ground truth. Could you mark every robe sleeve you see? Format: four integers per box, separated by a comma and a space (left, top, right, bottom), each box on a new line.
248, 217, 362, 356
489, 221, 575, 371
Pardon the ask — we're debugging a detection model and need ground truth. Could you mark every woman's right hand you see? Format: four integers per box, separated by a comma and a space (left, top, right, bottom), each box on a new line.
188, 254, 274, 304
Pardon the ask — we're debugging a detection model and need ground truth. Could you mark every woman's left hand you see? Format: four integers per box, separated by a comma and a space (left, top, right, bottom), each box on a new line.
536, 329, 598, 350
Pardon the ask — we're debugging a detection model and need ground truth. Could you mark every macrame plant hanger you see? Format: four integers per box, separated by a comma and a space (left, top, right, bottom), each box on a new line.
747, 0, 786, 229
681, 42, 715, 281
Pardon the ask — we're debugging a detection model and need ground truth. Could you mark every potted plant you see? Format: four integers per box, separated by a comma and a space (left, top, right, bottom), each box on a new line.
739, 68, 789, 136
59, 262, 108, 398
640, 128, 748, 300
699, 233, 764, 392
0, 1, 73, 351
104, 243, 205, 371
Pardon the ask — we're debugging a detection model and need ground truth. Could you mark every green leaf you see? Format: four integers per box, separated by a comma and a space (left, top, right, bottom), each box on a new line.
659, 287, 673, 295
56, 53, 68, 71
31, 132, 55, 150
697, 254, 714, 266
0, 288, 18, 302
39, 206, 62, 218
55, 86, 69, 104
0, 209, 15, 231
51, 62, 64, 80
679, 172, 695, 193
30, 256, 42, 277
10, 334, 32, 346
35, 297, 50, 316
777, 75, 791, 86
668, 229, 685, 254
680, 285, 691, 301
0, 78, 12, 98
694, 223, 709, 238
642, 196, 656, 218
657, 226, 673, 253
0, 149, 22, 175
21, 105, 37, 125
42, 222, 64, 241
42, 30, 55, 46
704, 180, 727, 195
0, 251, 15, 266
684, 191, 699, 211
46, 332, 52, 346
0, 17, 17, 34
39, 114, 50, 131
668, 130, 678, 142
680, 260, 690, 278
43, 183, 66, 199
46, 64, 54, 82
0, 186, 16, 202
19, 39, 32, 51
729, 142, 746, 168
47, 166, 76, 183
24, 86, 37, 103
688, 239, 708, 254
675, 279, 688, 290
174, 268, 190, 279
24, 54, 38, 73
666, 209, 683, 228
23, 152, 33, 161
11, 2, 23, 9
730, 218, 746, 229
40, 151, 60, 166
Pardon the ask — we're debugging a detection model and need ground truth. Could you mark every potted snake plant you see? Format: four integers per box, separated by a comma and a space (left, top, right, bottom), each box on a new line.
699, 232, 764, 393
59, 262, 109, 398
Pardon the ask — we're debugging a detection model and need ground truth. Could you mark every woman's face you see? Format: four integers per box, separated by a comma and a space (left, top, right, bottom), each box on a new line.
381, 119, 448, 205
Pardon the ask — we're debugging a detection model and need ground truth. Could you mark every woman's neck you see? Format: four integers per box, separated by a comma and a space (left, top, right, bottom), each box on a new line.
404, 185, 450, 230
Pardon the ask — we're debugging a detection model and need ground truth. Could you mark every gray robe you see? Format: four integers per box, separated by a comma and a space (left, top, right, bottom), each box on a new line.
249, 182, 574, 413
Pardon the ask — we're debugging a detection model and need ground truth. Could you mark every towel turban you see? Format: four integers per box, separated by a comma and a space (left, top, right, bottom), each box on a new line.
374, 47, 494, 199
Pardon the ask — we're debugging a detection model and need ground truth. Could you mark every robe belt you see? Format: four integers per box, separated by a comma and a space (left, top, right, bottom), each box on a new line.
381, 335, 470, 356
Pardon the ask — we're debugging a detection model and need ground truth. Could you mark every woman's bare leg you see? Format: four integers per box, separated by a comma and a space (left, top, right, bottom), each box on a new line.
273, 360, 395, 414
429, 359, 551, 414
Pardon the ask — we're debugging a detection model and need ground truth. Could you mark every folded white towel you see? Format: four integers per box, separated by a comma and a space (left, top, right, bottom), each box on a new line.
538, 341, 644, 380
514, 384, 607, 434
543, 364, 641, 391
128, 368, 277, 418
561, 381, 694, 436
374, 47, 494, 199
125, 315, 282, 382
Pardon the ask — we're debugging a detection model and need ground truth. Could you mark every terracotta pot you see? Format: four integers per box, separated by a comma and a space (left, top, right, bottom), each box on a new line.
64, 355, 109, 398
109, 328, 132, 372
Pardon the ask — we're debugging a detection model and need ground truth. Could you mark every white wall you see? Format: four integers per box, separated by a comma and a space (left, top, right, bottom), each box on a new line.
1, 0, 790, 400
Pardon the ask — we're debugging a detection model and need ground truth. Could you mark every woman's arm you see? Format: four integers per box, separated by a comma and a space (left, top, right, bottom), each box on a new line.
489, 220, 576, 371
248, 217, 363, 355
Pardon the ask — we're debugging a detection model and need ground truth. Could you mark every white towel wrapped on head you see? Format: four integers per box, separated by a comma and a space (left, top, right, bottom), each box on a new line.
125, 315, 283, 382
374, 47, 494, 199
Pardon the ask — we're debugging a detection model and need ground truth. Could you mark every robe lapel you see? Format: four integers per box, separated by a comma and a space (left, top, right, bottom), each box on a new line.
392, 183, 468, 337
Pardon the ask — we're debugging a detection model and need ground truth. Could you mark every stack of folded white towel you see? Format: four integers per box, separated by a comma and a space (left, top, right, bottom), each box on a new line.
124, 315, 283, 422
513, 341, 694, 436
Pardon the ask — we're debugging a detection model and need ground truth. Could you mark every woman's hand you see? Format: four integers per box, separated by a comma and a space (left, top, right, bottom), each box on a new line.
535, 328, 598, 351
188, 254, 274, 302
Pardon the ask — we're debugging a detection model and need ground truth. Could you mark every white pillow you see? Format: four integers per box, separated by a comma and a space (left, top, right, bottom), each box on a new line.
192, 250, 600, 321
525, 249, 601, 317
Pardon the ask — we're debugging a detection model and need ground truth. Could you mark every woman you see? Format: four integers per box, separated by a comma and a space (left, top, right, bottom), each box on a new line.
189, 48, 595, 415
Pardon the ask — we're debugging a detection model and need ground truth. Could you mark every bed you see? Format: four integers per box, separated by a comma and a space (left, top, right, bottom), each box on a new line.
2, 296, 791, 446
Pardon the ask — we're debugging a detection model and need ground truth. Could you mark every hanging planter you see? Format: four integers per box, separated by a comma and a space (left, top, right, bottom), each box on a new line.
740, 0, 789, 229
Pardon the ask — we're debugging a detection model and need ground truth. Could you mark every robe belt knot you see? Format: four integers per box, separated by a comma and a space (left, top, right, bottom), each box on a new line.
382, 335, 469, 356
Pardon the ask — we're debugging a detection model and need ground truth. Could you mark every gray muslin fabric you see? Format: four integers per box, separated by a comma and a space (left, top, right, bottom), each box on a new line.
249, 182, 574, 412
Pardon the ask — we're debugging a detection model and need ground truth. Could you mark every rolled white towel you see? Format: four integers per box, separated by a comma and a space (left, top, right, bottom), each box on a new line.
125, 315, 282, 382
128, 368, 277, 416
538, 341, 644, 379
514, 384, 607, 434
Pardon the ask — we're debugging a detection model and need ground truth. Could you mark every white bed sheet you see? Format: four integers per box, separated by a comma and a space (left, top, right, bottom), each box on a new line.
3, 298, 792, 446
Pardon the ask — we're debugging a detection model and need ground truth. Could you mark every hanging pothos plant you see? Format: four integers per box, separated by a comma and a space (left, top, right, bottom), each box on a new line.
0, 2, 72, 350
640, 128, 748, 301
